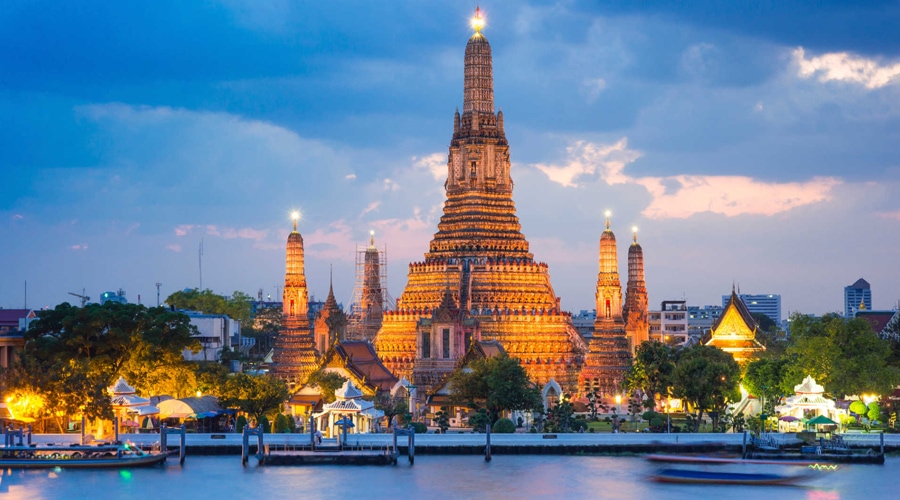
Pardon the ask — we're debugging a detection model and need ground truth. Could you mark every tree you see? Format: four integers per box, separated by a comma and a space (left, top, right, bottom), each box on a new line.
165, 289, 253, 323
784, 314, 899, 398
434, 408, 451, 434
585, 387, 608, 421
849, 400, 868, 422
306, 370, 348, 403
751, 313, 788, 358
3, 302, 200, 424
375, 390, 409, 427
449, 354, 542, 423
218, 373, 289, 423
625, 341, 676, 409
243, 306, 282, 358
742, 358, 789, 414
672, 344, 741, 432
544, 395, 575, 433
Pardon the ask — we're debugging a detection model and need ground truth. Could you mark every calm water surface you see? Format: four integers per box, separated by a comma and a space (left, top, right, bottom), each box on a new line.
1, 455, 895, 499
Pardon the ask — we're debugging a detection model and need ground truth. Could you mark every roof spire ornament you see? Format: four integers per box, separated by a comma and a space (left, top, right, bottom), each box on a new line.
604, 210, 612, 230
291, 210, 300, 232
632, 226, 638, 243
471, 6, 485, 34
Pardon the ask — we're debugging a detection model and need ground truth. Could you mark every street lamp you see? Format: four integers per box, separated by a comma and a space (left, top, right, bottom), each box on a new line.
615, 394, 621, 414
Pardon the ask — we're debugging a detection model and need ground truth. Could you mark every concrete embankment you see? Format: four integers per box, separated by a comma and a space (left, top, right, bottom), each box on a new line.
27, 432, 899, 456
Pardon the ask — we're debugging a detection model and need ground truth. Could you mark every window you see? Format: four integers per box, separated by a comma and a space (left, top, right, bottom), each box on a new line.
421, 331, 431, 359
442, 328, 451, 358
470, 161, 477, 178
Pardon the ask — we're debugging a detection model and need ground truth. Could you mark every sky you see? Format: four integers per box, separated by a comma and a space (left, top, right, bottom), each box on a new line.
2, 1, 899, 319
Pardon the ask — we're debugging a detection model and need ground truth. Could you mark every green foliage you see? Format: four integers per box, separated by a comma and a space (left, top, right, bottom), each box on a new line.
449, 354, 542, 423
625, 341, 676, 408
259, 415, 270, 433
849, 400, 868, 417
218, 373, 289, 423
243, 306, 281, 359
784, 314, 899, 398
375, 390, 409, 427
165, 289, 253, 323
307, 370, 349, 403
544, 396, 575, 433
467, 409, 491, 432
493, 418, 516, 433
410, 422, 427, 434
742, 358, 789, 414
585, 387, 608, 421
572, 419, 588, 432
867, 402, 881, 422
236, 415, 248, 432
434, 409, 451, 434
642, 410, 659, 422
649, 417, 664, 430
672, 344, 741, 432
2, 302, 200, 423
274, 413, 290, 433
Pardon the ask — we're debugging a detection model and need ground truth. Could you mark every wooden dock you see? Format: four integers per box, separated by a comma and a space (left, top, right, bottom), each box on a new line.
265, 449, 395, 466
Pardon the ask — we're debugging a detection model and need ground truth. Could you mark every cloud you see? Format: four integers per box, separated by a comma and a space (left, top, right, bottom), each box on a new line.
412, 153, 445, 181
70, 244, 88, 251
532, 138, 842, 219
582, 78, 607, 103
532, 139, 640, 188
175, 225, 194, 236
303, 220, 356, 261
359, 201, 380, 217
793, 47, 900, 89
383, 178, 400, 191
876, 210, 900, 221
345, 173, 357, 180
12, 214, 23, 220
204, 225, 268, 240
166, 244, 182, 252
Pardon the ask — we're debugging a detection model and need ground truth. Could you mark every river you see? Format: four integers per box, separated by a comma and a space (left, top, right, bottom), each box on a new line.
1, 455, 894, 499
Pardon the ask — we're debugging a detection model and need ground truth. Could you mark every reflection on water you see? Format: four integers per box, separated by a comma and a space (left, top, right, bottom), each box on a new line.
2, 455, 893, 500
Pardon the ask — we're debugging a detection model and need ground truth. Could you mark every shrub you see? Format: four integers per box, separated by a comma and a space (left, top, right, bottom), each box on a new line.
410, 422, 427, 434
649, 417, 664, 430
236, 415, 248, 433
287, 414, 297, 433
849, 401, 867, 417
493, 418, 516, 433
642, 411, 659, 422
274, 414, 289, 433
571, 419, 588, 433
468, 410, 491, 433
867, 403, 881, 422
259, 415, 270, 433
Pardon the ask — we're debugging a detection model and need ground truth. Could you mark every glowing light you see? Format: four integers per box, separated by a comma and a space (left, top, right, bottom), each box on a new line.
632, 226, 638, 233
369, 230, 375, 236
196, 390, 202, 398
291, 211, 300, 221
861, 394, 876, 404
604, 210, 612, 218
470, 7, 485, 33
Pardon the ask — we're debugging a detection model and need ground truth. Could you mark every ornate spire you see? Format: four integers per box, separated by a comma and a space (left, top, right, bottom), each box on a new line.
463, 7, 493, 115
624, 225, 649, 353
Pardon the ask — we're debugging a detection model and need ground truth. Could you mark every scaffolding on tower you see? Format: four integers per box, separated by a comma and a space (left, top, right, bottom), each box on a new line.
346, 236, 395, 341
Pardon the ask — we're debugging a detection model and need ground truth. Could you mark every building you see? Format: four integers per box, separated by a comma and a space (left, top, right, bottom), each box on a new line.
623, 228, 649, 354
855, 309, 899, 340
181, 311, 240, 362
580, 213, 632, 394
649, 301, 689, 346
99, 289, 128, 305
722, 293, 781, 324
844, 278, 872, 318
375, 10, 622, 398
706, 288, 765, 365
687, 305, 723, 339
270, 213, 319, 389
346, 233, 394, 341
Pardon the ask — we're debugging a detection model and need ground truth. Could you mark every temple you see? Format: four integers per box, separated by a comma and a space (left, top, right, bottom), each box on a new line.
270, 213, 319, 388
313, 270, 348, 354
346, 232, 392, 341
623, 227, 650, 354
705, 287, 765, 365
375, 8, 620, 397
579, 213, 633, 394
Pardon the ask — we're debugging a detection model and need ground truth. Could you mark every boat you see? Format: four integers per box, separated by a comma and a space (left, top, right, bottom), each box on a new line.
0, 442, 168, 469
651, 468, 815, 486
646, 454, 821, 466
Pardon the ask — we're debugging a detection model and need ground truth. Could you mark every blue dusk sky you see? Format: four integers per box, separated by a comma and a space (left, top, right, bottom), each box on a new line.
2, 1, 899, 319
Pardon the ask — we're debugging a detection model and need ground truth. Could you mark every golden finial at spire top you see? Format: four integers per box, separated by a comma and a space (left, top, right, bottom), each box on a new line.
632, 226, 638, 243
291, 210, 300, 231
369, 229, 375, 246
470, 6, 485, 33
604, 210, 612, 230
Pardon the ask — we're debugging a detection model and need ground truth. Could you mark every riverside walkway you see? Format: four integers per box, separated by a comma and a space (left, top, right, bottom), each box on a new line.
26, 431, 900, 455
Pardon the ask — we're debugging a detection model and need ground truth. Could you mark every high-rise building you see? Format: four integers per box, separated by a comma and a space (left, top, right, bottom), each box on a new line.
844, 278, 872, 317
721, 293, 781, 324
375, 9, 605, 396
271, 213, 319, 388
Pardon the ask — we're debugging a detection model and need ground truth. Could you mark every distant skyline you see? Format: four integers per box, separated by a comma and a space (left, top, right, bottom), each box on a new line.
2, 1, 900, 319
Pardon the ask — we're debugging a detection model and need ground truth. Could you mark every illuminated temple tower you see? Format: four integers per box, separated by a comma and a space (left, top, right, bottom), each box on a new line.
623, 227, 649, 354
580, 212, 632, 395
313, 271, 347, 354
375, 8, 588, 393
271, 213, 319, 388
